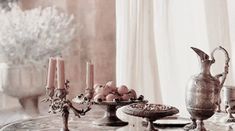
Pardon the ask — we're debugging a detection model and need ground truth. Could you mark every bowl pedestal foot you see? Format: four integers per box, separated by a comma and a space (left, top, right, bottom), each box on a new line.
93, 105, 128, 126
146, 119, 158, 131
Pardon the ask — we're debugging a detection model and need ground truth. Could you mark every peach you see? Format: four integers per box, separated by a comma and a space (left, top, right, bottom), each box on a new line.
104, 81, 117, 93
118, 85, 129, 95
106, 94, 118, 101
129, 89, 137, 99
95, 86, 105, 94
110, 86, 118, 92
94, 93, 105, 102
103, 85, 113, 96
121, 94, 131, 101
106, 81, 115, 87
94, 84, 103, 90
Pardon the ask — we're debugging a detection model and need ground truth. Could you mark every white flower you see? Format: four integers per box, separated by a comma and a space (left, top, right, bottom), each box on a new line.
0, 4, 77, 65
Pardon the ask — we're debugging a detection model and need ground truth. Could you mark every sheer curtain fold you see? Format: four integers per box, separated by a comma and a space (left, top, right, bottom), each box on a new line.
204, 0, 233, 84
228, 0, 235, 80
116, 0, 162, 103
116, 0, 235, 116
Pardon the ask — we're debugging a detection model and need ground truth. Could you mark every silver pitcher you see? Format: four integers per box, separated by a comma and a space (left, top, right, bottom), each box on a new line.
184, 46, 230, 131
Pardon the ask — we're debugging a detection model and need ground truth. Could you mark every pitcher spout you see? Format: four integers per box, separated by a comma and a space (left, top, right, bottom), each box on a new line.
191, 47, 209, 62
191, 47, 213, 75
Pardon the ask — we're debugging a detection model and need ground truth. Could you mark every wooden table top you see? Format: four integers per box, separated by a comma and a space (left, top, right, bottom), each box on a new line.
1, 106, 235, 131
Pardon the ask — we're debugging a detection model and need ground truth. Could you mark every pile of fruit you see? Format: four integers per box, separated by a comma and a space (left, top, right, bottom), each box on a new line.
91, 81, 141, 102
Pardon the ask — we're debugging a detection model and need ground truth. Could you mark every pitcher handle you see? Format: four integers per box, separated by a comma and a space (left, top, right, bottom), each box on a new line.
211, 46, 230, 86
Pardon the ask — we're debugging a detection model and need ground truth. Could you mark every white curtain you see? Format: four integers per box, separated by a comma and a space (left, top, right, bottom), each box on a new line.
116, 0, 235, 116
116, 0, 162, 104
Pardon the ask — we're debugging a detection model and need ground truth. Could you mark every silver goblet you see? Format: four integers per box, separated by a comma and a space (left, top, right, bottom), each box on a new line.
223, 85, 235, 122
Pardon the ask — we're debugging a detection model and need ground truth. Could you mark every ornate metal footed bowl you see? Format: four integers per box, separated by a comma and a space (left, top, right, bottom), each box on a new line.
73, 95, 147, 126
92, 100, 147, 126
122, 103, 179, 131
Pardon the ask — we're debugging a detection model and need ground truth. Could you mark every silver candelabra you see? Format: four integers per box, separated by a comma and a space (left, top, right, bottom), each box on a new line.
43, 80, 92, 131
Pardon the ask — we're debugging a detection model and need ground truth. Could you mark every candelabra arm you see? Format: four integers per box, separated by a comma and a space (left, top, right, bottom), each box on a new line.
43, 80, 93, 131
41, 87, 55, 103
67, 100, 91, 117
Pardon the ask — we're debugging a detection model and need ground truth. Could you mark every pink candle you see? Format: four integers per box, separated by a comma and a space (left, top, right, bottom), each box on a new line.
86, 62, 94, 90
46, 57, 56, 88
57, 57, 65, 89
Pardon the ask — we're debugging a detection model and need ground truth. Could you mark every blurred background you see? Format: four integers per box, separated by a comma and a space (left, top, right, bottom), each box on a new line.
0, 0, 116, 126
0, 0, 235, 128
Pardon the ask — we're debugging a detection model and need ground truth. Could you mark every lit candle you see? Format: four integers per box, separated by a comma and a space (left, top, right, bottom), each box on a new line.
46, 57, 56, 88
57, 57, 65, 89
86, 61, 94, 91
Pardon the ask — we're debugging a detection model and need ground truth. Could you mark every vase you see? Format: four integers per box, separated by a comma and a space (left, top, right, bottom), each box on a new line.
0, 63, 46, 116
184, 47, 229, 131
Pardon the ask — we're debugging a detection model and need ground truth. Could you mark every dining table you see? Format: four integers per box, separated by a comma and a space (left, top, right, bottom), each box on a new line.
1, 105, 235, 131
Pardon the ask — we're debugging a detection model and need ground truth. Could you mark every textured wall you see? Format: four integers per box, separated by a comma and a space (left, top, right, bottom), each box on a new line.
0, 0, 116, 108
64, 0, 116, 98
